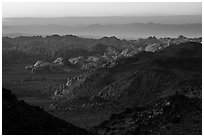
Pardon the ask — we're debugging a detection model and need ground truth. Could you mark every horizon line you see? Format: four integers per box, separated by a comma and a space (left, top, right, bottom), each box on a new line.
3, 14, 202, 19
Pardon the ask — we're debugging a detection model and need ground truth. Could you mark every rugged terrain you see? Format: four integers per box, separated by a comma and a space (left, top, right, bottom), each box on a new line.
2, 35, 202, 134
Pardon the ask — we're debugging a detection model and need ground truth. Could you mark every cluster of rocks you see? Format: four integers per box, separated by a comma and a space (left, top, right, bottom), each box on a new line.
67, 47, 120, 70
52, 74, 87, 100
25, 57, 76, 73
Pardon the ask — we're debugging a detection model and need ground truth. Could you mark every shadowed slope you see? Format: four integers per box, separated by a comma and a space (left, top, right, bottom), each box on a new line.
2, 88, 91, 135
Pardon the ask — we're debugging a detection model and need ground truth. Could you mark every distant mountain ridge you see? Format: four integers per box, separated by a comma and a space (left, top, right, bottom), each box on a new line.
3, 15, 202, 26
3, 22, 201, 38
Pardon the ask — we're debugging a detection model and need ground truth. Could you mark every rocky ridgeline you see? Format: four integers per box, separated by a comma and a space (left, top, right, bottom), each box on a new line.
24, 35, 202, 73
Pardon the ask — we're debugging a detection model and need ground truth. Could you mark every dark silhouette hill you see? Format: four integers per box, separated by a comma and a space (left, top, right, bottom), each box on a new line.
2, 88, 91, 135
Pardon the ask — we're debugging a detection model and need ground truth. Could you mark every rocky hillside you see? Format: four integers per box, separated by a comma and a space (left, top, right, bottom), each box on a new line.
45, 42, 201, 130
2, 88, 91, 135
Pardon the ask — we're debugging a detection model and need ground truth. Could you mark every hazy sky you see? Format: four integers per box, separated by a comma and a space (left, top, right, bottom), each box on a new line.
3, 2, 202, 18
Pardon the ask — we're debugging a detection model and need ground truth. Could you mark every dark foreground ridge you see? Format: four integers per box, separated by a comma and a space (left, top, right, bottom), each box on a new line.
94, 93, 202, 135
2, 88, 91, 135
